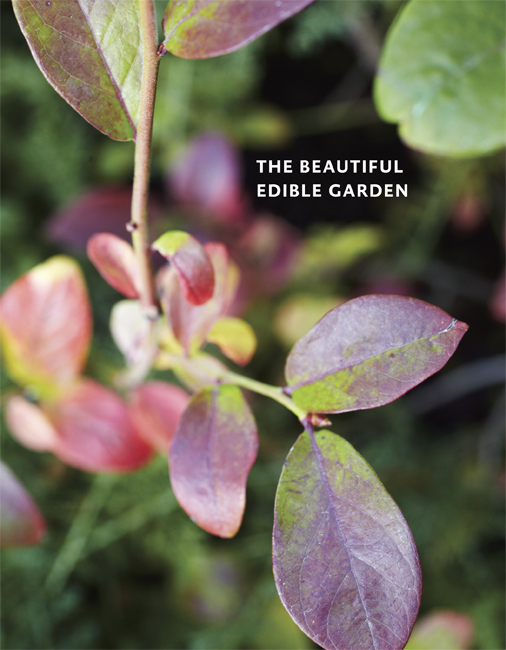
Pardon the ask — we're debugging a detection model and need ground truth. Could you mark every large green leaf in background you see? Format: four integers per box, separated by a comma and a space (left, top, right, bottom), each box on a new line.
12, 0, 142, 140
374, 0, 506, 157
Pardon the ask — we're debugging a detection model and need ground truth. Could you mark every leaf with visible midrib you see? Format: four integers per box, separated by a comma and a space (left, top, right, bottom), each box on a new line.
285, 295, 468, 413
162, 0, 316, 59
273, 428, 422, 650
374, 0, 506, 157
12, 0, 142, 140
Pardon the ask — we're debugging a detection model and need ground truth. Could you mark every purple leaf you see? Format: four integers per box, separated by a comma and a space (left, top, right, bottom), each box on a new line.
87, 233, 141, 299
152, 231, 215, 305
157, 242, 238, 353
12, 0, 142, 140
46, 186, 162, 251
285, 295, 468, 413
162, 0, 317, 59
169, 384, 258, 538
0, 461, 46, 547
273, 427, 422, 650
168, 132, 245, 222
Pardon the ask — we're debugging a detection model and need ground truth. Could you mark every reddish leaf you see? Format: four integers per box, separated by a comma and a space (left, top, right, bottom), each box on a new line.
45, 186, 162, 251
87, 233, 140, 298
168, 132, 245, 222
285, 295, 468, 413
129, 381, 190, 453
0, 256, 92, 400
169, 385, 258, 538
0, 461, 46, 547
12, 0, 142, 140
5, 395, 59, 452
44, 379, 153, 473
153, 231, 215, 305
406, 610, 474, 650
162, 0, 316, 59
157, 242, 238, 354
273, 428, 422, 650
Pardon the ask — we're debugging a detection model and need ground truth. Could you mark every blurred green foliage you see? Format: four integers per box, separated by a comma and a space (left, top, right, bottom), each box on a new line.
1, 1, 504, 649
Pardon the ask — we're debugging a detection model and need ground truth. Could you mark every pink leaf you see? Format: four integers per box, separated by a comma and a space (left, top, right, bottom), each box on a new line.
162, 0, 317, 59
0, 256, 92, 399
129, 381, 190, 453
5, 395, 59, 452
285, 295, 469, 413
157, 242, 239, 354
87, 233, 141, 298
153, 231, 215, 305
0, 461, 46, 547
169, 385, 258, 538
44, 379, 153, 473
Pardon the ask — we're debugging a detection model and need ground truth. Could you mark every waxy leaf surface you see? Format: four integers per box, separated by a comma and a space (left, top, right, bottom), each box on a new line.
0, 256, 92, 400
169, 385, 258, 538
285, 295, 468, 413
158, 242, 238, 354
44, 379, 153, 473
273, 429, 422, 650
162, 0, 316, 59
0, 462, 46, 547
129, 381, 190, 453
153, 231, 215, 305
87, 233, 141, 298
12, 0, 142, 140
374, 0, 506, 157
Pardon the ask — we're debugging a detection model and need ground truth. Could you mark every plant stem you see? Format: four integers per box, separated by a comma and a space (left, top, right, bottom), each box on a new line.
219, 369, 308, 421
131, 0, 160, 314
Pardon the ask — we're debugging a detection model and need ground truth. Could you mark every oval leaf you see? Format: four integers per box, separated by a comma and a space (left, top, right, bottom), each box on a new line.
273, 428, 422, 650
129, 381, 190, 453
162, 0, 316, 59
157, 242, 239, 354
0, 256, 92, 400
87, 233, 141, 298
12, 0, 142, 140
0, 462, 46, 547
44, 379, 153, 473
153, 231, 215, 305
5, 395, 59, 452
374, 0, 506, 157
168, 132, 245, 221
207, 316, 257, 366
169, 384, 258, 538
285, 295, 468, 413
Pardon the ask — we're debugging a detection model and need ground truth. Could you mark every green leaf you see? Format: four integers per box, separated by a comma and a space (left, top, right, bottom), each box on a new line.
285, 295, 468, 413
207, 316, 257, 366
374, 0, 506, 157
12, 0, 143, 140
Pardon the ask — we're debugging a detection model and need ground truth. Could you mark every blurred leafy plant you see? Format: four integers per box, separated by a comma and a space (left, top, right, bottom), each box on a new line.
4, 1, 504, 648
